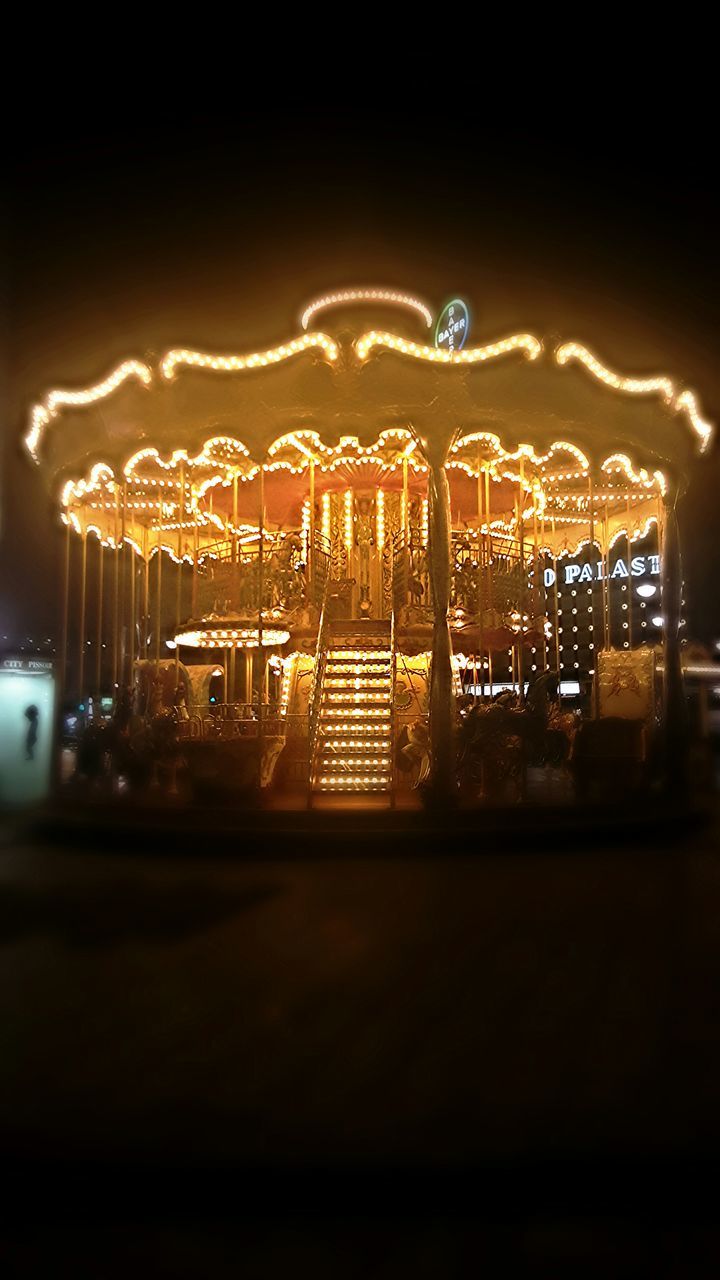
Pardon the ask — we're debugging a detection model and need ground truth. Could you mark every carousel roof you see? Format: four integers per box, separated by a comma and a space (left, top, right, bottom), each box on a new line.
24, 288, 714, 494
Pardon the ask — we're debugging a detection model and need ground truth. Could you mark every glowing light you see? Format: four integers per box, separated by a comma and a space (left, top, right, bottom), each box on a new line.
556, 343, 714, 453
321, 492, 331, 543
556, 342, 675, 401
301, 288, 433, 331
356, 331, 542, 365
674, 389, 713, 452
25, 359, 152, 462
344, 489, 353, 553
160, 333, 338, 380
175, 627, 289, 648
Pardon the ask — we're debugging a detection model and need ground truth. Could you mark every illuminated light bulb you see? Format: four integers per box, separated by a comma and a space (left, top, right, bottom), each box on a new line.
160, 333, 339, 380
355, 331, 542, 365
556, 342, 675, 401
674, 389, 713, 452
301, 288, 433, 331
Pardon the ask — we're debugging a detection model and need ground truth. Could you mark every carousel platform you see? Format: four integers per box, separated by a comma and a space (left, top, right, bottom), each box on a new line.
17, 788, 711, 856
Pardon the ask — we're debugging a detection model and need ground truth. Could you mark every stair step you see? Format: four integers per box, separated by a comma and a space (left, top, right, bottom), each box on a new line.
325, 663, 391, 674
324, 677, 392, 687
317, 778, 391, 791
312, 625, 395, 795
327, 650, 392, 660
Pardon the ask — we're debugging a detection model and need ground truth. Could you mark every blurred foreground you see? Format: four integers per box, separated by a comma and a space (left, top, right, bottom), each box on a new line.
1, 809, 720, 1272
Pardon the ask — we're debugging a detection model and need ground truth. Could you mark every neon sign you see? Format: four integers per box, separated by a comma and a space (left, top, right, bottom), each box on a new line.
544, 553, 661, 588
435, 299, 469, 353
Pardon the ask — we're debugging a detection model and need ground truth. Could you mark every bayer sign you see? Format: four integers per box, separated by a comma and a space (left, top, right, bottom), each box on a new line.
435, 299, 470, 353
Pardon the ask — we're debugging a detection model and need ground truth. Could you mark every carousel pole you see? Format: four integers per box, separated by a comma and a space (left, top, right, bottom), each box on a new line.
112, 491, 120, 702
155, 533, 162, 671
257, 463, 265, 789
232, 470, 239, 609
78, 527, 87, 708
191, 504, 199, 619
229, 644, 236, 707
627, 495, 633, 649
402, 453, 410, 604
60, 513, 71, 702
517, 460, 526, 706
175, 463, 184, 684
120, 484, 127, 693
426, 450, 455, 802
540, 507, 548, 669
128, 538, 136, 691
95, 538, 104, 700
661, 482, 686, 796
552, 513, 560, 678
476, 447, 485, 698
588, 472, 598, 717
603, 501, 611, 650
308, 457, 315, 598
143, 530, 150, 667
244, 647, 253, 707
532, 479, 539, 668
484, 465, 491, 560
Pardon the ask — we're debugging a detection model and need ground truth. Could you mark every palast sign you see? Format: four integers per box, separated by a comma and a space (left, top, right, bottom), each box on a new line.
544, 554, 661, 588
435, 299, 469, 353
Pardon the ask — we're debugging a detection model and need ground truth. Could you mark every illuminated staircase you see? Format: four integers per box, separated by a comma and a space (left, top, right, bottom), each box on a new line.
311, 621, 393, 795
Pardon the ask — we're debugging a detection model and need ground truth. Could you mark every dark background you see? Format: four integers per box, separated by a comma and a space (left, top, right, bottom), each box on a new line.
4, 87, 720, 1274
5, 104, 720, 656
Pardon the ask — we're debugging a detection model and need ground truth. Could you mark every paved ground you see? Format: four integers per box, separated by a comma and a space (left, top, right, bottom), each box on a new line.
1, 809, 719, 1273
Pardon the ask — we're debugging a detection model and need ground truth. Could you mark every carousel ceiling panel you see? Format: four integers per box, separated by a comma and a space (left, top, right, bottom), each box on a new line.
27, 327, 712, 491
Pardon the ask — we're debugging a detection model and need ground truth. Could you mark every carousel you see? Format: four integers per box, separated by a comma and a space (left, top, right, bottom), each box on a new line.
25, 287, 714, 804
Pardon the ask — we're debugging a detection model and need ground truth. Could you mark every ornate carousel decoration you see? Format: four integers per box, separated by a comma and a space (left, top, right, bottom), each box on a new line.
25, 287, 713, 803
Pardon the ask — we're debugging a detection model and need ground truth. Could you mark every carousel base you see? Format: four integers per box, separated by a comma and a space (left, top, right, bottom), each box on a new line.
21, 787, 710, 854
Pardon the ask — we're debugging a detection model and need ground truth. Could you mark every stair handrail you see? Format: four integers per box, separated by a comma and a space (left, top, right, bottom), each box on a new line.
390, 607, 397, 806
307, 572, 332, 792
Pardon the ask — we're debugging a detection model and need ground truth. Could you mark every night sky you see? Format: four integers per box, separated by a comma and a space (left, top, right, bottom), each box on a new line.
5, 105, 720, 652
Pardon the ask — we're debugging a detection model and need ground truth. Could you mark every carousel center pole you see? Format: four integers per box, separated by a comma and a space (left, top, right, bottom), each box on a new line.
427, 455, 455, 803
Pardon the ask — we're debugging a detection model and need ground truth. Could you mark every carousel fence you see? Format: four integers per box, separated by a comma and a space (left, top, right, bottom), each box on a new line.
174, 702, 287, 741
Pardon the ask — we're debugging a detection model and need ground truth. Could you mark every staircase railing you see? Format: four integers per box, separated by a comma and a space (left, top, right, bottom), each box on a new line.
390, 608, 397, 807
307, 572, 332, 799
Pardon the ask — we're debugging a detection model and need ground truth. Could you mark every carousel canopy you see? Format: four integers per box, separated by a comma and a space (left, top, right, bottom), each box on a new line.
25, 288, 713, 499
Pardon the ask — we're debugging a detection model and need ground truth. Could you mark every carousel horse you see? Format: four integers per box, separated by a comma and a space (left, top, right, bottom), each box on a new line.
395, 720, 431, 788
456, 669, 572, 797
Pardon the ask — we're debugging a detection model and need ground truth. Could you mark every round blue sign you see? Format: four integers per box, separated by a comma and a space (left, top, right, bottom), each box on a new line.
435, 299, 470, 353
